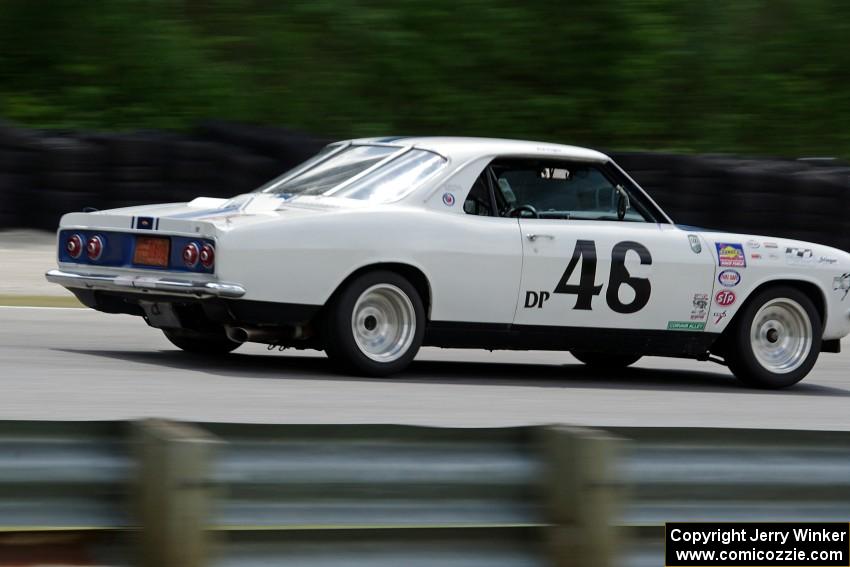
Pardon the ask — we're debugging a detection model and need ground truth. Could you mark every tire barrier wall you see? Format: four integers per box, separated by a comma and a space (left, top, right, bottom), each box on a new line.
0, 121, 847, 252
613, 152, 850, 253
0, 121, 328, 231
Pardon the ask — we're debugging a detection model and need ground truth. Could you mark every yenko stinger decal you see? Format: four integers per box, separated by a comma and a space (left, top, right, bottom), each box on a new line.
715, 243, 746, 268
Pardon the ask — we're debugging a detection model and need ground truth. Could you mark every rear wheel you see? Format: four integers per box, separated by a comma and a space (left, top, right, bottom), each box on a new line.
162, 328, 241, 355
571, 351, 642, 368
725, 286, 821, 388
323, 270, 425, 377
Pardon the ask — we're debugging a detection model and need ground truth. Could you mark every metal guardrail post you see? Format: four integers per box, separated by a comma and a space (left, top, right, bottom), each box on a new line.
541, 425, 621, 567
133, 419, 221, 567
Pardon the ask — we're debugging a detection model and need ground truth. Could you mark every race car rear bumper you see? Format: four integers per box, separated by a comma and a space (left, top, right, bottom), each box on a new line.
45, 269, 246, 299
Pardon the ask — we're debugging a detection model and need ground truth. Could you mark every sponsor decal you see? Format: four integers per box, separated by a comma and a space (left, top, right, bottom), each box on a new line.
667, 321, 706, 331
785, 246, 815, 264
442, 192, 455, 206
819, 256, 838, 265
712, 310, 728, 325
751, 253, 762, 259
717, 269, 741, 287
746, 239, 760, 249
688, 234, 702, 254
834, 273, 850, 301
691, 293, 709, 321
715, 242, 746, 267
764, 241, 779, 249
715, 289, 737, 307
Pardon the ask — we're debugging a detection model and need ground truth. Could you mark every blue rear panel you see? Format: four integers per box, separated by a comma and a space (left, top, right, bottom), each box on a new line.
58, 230, 215, 274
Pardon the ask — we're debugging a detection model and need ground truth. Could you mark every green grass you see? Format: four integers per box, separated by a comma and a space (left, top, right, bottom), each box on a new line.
0, 295, 83, 308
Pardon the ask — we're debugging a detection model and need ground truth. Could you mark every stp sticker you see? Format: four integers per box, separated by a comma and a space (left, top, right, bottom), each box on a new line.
715, 242, 747, 268
442, 193, 455, 207
715, 290, 737, 307
717, 269, 741, 287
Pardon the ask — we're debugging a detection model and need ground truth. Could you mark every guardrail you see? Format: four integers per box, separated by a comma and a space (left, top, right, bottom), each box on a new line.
0, 421, 620, 567
616, 427, 850, 567
0, 421, 847, 566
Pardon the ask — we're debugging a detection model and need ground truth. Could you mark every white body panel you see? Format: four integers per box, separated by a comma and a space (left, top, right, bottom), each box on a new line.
50, 136, 850, 349
514, 221, 717, 330
215, 204, 524, 324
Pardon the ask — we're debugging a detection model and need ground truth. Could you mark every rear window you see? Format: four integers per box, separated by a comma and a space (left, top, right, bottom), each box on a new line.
332, 149, 446, 202
264, 145, 398, 196
260, 144, 446, 203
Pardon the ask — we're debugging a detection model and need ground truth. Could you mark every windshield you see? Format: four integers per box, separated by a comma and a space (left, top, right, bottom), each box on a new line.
260, 144, 447, 202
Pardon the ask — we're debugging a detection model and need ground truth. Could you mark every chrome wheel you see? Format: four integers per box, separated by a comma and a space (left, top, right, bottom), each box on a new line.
351, 283, 416, 363
749, 298, 813, 374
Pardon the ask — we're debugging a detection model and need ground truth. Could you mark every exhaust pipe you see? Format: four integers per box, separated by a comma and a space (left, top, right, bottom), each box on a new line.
225, 326, 282, 344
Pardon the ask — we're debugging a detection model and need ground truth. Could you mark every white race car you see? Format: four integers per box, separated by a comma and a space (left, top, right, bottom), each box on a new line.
47, 137, 850, 387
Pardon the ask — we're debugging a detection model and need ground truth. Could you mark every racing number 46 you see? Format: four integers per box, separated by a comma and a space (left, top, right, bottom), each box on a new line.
553, 240, 652, 313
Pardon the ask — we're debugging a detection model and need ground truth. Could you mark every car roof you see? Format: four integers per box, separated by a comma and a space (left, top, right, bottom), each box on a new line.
344, 136, 610, 163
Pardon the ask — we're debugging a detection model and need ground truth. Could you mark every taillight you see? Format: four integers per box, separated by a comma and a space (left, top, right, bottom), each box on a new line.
199, 243, 215, 269
182, 242, 200, 268
86, 235, 104, 261
65, 234, 84, 259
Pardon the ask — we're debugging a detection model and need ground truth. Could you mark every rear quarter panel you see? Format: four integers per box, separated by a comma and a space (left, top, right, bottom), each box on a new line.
216, 206, 524, 325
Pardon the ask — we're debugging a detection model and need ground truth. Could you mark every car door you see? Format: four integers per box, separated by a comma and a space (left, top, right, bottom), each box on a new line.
489, 158, 717, 332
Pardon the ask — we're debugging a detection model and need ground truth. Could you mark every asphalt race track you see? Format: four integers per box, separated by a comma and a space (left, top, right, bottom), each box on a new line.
1, 306, 848, 429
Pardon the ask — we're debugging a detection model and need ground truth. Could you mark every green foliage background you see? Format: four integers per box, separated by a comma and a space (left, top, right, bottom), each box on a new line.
1, 0, 848, 156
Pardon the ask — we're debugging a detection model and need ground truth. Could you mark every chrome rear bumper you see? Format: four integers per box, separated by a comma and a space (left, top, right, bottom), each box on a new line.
45, 269, 246, 299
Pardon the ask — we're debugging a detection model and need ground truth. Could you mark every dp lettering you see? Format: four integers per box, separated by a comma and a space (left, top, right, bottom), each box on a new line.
524, 291, 550, 309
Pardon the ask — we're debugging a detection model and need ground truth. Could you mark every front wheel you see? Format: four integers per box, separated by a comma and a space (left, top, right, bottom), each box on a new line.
323, 270, 425, 377
162, 328, 241, 355
725, 286, 821, 388
571, 351, 642, 369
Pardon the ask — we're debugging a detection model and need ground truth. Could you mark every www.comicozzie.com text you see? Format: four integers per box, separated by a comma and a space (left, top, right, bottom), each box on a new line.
670, 527, 848, 546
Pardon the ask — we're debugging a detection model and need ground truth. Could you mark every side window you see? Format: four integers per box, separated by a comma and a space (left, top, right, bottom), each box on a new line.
490, 159, 650, 222
463, 174, 494, 216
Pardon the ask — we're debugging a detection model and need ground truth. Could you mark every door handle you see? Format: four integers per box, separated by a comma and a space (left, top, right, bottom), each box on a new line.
526, 233, 555, 242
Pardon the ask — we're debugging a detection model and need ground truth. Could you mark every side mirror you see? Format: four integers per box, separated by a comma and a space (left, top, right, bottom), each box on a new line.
616, 185, 631, 220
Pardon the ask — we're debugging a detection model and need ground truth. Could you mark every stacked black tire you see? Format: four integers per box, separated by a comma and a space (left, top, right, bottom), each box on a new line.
0, 120, 848, 254
612, 152, 850, 252
0, 121, 328, 230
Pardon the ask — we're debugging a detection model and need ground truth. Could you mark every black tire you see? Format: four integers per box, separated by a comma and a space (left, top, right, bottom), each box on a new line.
162, 328, 241, 355
571, 351, 642, 369
725, 286, 822, 388
323, 270, 425, 377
